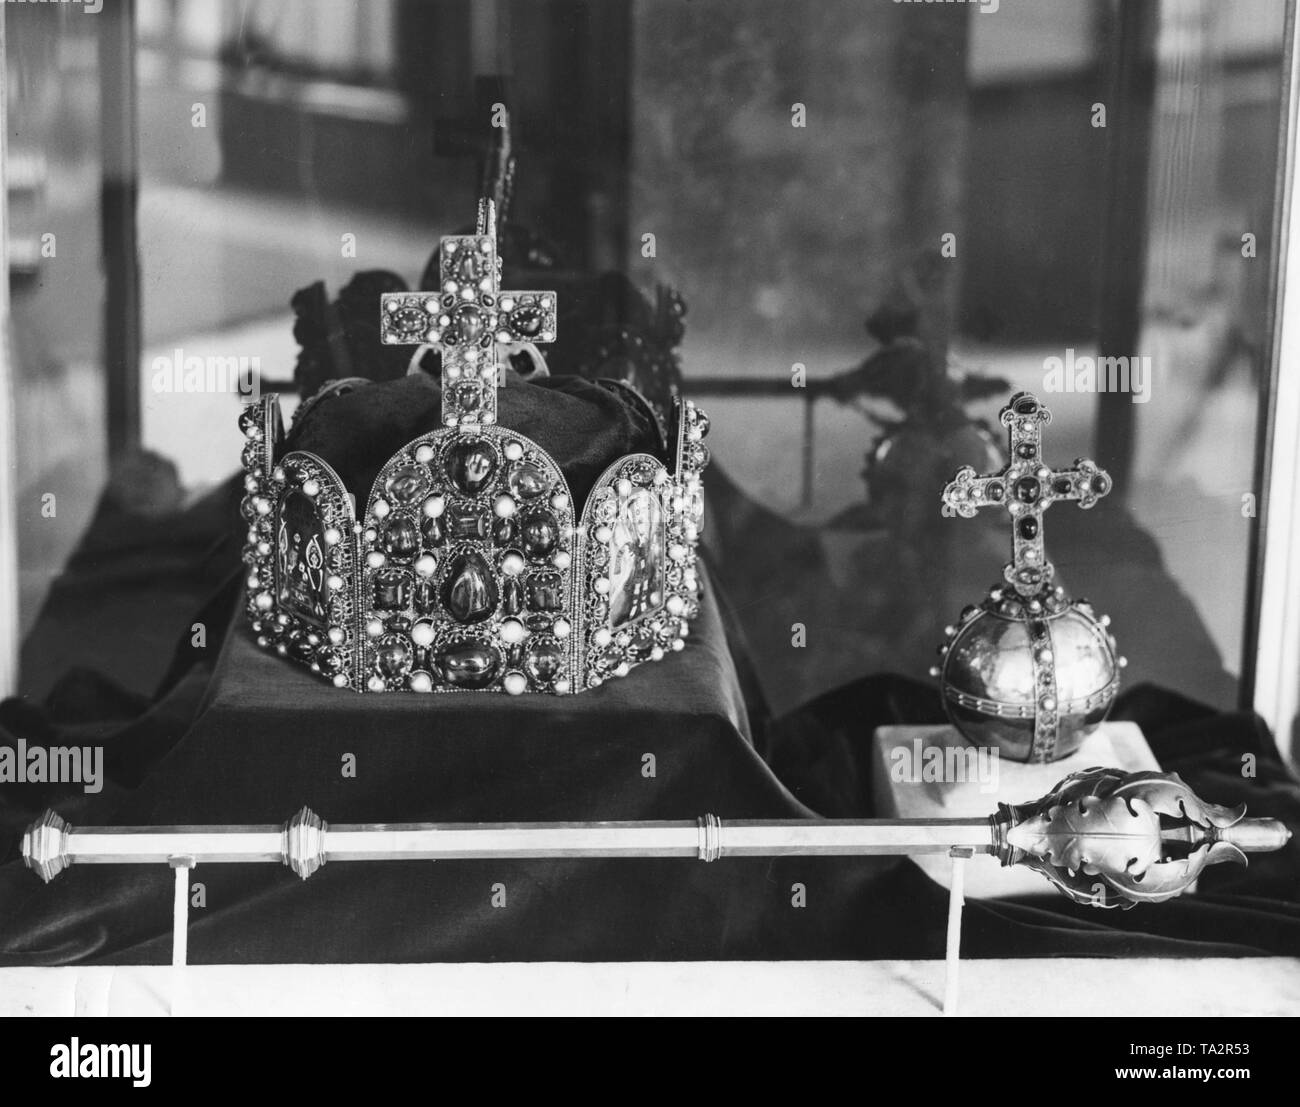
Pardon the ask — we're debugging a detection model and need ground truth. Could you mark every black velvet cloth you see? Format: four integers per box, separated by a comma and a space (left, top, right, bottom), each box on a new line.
1, 475, 1298, 963
285, 370, 662, 513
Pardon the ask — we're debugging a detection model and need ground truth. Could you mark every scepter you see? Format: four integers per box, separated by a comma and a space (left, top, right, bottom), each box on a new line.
20, 767, 1291, 1014
23, 767, 1289, 904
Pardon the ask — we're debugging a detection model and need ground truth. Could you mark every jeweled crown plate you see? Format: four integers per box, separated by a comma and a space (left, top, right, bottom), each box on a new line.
238, 199, 710, 695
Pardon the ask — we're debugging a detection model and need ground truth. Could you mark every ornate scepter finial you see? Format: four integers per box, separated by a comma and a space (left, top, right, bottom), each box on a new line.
992, 767, 1291, 907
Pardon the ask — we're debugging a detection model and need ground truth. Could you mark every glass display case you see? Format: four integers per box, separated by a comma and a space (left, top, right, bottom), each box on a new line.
6, 0, 1293, 723
1, 0, 1298, 1010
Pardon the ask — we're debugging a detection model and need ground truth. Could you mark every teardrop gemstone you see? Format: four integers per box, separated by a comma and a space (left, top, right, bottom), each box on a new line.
440, 551, 498, 624
435, 640, 501, 689
453, 248, 484, 283
446, 440, 497, 495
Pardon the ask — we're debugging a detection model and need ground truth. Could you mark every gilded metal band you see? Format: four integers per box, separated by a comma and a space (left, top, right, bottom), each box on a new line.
943, 678, 1121, 719
1028, 619, 1058, 762
697, 814, 723, 862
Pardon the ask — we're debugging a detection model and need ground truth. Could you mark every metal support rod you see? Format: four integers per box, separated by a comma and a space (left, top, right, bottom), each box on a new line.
943, 846, 972, 1017
801, 393, 816, 509
169, 858, 191, 967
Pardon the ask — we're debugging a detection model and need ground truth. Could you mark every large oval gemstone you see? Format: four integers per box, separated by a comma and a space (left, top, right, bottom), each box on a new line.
509, 304, 543, 337
1014, 477, 1040, 504
382, 517, 419, 559
440, 551, 498, 624
492, 517, 515, 545
1014, 395, 1039, 415
520, 511, 558, 559
507, 463, 548, 500
376, 639, 412, 677
390, 305, 428, 341
450, 303, 484, 344
446, 440, 497, 495
436, 640, 501, 689
449, 379, 483, 412
384, 465, 428, 505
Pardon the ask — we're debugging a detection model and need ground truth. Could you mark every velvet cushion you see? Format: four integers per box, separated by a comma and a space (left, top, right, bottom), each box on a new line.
283, 369, 662, 511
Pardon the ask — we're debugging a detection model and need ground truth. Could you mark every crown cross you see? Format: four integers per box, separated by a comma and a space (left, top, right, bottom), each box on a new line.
942, 392, 1111, 598
379, 198, 556, 427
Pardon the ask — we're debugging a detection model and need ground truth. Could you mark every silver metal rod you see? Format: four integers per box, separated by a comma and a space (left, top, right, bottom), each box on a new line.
25, 813, 995, 881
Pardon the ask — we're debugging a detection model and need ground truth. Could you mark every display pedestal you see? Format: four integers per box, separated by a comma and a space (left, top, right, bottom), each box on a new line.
871, 723, 1160, 898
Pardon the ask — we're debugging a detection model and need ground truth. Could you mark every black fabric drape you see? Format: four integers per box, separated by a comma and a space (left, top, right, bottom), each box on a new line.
2, 457, 1297, 963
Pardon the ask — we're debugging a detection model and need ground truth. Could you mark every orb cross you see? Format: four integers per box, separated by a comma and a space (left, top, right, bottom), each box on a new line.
941, 392, 1112, 598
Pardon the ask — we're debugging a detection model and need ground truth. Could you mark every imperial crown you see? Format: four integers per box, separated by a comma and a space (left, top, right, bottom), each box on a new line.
238, 199, 710, 695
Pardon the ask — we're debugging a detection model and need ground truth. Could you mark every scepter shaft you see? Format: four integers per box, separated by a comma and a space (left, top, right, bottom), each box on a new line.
27, 815, 995, 872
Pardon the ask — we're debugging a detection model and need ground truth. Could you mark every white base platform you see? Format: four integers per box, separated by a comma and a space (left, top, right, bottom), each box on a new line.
1, 959, 1295, 1017
872, 722, 1160, 898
